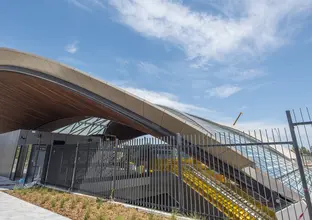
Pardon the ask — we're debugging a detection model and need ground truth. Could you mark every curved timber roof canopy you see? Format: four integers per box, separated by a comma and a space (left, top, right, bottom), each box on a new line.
0, 47, 252, 168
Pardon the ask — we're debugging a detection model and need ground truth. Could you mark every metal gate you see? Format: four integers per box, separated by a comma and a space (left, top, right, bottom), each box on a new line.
45, 144, 76, 188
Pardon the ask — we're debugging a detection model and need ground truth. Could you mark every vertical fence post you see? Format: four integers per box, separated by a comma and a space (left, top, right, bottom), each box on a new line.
70, 143, 79, 191
31, 133, 42, 182
44, 144, 53, 185
286, 110, 312, 218
111, 138, 118, 199
126, 148, 130, 178
177, 133, 184, 213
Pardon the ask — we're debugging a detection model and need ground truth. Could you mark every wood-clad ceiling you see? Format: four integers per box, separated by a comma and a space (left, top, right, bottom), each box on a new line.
0, 71, 153, 136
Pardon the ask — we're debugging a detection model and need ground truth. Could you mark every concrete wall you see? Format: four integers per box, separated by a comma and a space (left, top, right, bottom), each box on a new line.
0, 130, 20, 177
0, 129, 101, 179
75, 177, 150, 195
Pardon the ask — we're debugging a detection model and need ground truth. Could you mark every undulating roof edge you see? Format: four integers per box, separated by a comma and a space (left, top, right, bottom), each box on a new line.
0, 47, 254, 169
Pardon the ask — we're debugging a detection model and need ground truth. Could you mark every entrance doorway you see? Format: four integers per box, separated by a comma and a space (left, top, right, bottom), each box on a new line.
25, 145, 48, 183
10, 144, 48, 184
10, 145, 32, 181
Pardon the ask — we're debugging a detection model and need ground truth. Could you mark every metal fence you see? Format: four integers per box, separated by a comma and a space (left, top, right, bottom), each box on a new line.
42, 109, 312, 220
286, 108, 312, 220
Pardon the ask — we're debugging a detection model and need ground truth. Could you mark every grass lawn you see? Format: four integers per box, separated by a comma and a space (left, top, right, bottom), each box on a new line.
6, 187, 172, 220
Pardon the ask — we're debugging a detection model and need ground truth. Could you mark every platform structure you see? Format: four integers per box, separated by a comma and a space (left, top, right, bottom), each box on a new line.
0, 48, 311, 219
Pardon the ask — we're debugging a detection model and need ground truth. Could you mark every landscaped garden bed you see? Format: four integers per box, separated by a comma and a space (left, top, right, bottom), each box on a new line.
6, 187, 171, 220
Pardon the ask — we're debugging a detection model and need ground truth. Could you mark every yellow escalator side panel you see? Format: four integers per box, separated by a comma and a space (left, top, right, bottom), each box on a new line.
153, 159, 275, 220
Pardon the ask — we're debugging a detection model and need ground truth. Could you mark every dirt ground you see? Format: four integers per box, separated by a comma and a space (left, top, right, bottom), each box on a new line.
6, 187, 172, 220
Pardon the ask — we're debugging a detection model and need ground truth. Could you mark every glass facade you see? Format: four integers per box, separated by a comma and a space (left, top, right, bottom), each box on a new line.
279, 168, 312, 197
54, 117, 109, 136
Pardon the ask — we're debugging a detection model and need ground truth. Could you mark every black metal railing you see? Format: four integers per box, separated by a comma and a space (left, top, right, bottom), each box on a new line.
41, 108, 312, 219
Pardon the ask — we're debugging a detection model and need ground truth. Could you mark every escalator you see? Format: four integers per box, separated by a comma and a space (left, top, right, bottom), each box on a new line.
155, 158, 277, 220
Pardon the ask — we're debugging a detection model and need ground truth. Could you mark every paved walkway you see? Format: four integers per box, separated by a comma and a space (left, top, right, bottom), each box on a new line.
0, 191, 69, 220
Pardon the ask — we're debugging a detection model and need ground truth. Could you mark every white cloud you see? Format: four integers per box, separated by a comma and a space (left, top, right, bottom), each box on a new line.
68, 0, 91, 11
216, 67, 265, 81
65, 40, 79, 54
122, 87, 207, 113
115, 57, 130, 75
239, 105, 248, 111
67, 0, 105, 11
120, 87, 290, 141
207, 84, 242, 98
115, 57, 129, 66
137, 61, 168, 76
108, 0, 312, 65
114, 59, 171, 77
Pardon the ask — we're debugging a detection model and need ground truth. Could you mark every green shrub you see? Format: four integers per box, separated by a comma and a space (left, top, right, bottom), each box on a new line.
82, 199, 89, 209
60, 198, 66, 209
40, 195, 49, 205
39, 187, 47, 195
96, 213, 107, 220
130, 214, 136, 220
51, 199, 56, 208
170, 211, 177, 220
96, 197, 103, 209
13, 185, 20, 192
84, 207, 90, 220
148, 213, 154, 220
190, 213, 200, 219
33, 195, 39, 203
70, 199, 76, 209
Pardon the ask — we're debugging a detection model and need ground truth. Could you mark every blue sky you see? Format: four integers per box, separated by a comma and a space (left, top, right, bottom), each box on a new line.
1, 0, 312, 131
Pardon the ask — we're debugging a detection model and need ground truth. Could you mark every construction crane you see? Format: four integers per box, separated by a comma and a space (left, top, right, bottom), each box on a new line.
233, 112, 243, 126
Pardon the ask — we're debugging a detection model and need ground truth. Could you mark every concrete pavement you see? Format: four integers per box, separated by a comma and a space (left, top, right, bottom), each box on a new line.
0, 191, 69, 220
